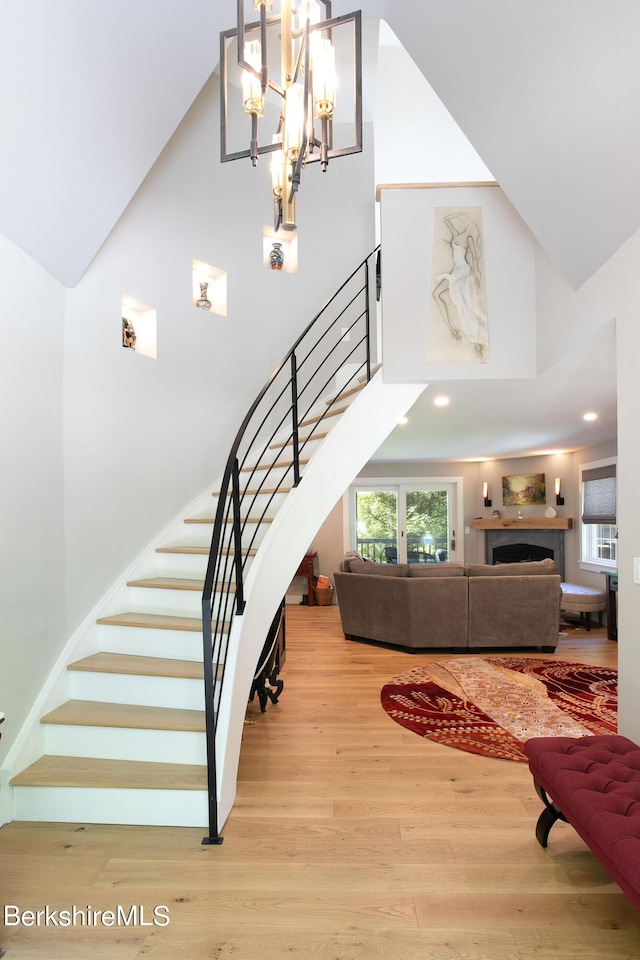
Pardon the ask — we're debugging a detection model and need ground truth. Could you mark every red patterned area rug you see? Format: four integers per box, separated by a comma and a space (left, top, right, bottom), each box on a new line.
381, 656, 617, 762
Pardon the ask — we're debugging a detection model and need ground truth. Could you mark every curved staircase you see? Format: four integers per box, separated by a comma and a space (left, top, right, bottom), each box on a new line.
7, 250, 426, 832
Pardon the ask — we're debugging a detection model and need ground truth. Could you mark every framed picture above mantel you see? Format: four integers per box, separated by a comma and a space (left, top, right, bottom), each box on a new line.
502, 473, 546, 506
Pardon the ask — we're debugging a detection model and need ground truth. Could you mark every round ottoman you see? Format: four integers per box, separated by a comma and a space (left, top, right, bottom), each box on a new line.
560, 582, 605, 631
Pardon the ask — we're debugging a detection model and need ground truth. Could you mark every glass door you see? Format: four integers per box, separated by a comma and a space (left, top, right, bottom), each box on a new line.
350, 481, 459, 563
353, 487, 398, 562
404, 485, 453, 563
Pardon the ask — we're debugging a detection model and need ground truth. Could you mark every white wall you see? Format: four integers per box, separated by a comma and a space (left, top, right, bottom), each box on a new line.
374, 22, 493, 186
62, 71, 376, 632
0, 236, 66, 774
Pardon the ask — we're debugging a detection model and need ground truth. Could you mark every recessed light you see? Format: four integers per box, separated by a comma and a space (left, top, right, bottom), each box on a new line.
583, 412, 598, 421
398, 416, 408, 425
433, 396, 450, 407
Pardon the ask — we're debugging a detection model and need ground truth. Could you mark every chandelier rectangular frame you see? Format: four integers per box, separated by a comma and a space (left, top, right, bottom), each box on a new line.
219, 0, 362, 231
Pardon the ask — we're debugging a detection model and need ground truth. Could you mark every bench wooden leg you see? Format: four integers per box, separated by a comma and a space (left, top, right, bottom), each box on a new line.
533, 778, 568, 847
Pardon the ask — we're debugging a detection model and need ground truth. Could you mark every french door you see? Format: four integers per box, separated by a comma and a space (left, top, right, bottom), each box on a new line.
349, 479, 461, 564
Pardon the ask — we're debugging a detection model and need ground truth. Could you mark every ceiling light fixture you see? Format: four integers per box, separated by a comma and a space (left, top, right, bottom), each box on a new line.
220, 1, 363, 233
398, 416, 408, 425
433, 396, 450, 407
583, 412, 598, 421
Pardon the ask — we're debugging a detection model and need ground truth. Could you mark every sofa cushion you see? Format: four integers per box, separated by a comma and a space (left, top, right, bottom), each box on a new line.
408, 562, 465, 578
346, 558, 409, 576
465, 558, 558, 577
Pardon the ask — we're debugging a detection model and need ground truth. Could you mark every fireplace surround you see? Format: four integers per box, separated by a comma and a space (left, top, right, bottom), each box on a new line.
471, 518, 573, 581
485, 530, 565, 579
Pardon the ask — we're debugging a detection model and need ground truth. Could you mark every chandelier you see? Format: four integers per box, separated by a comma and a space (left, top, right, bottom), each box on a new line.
220, 1, 363, 232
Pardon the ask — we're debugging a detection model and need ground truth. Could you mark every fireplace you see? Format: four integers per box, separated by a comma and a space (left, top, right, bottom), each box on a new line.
493, 543, 554, 565
484, 529, 565, 579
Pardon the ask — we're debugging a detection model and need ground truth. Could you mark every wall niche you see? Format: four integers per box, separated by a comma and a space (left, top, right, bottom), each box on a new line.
262, 227, 298, 274
121, 294, 157, 359
192, 259, 227, 316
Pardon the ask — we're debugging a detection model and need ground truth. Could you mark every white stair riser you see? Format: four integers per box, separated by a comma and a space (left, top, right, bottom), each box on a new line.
98, 625, 206, 660
126, 587, 235, 619
154, 553, 212, 578
69, 671, 208, 711
127, 587, 204, 618
238, 463, 300, 480
12, 786, 208, 827
156, 553, 255, 579
168, 523, 269, 549
211, 493, 289, 520
43, 724, 206, 765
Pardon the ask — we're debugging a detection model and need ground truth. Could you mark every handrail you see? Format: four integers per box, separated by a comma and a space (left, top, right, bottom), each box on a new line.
201, 246, 380, 843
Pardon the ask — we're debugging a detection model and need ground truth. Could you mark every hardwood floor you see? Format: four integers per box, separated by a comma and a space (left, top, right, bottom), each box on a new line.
1, 606, 636, 959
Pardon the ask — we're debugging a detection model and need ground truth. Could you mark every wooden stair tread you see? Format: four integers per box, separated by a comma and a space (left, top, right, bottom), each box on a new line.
213, 487, 292, 496
326, 380, 368, 404
240, 458, 309, 473
156, 545, 256, 557
300, 405, 347, 426
10, 755, 207, 791
127, 576, 204, 591
40, 700, 206, 732
269, 432, 328, 450
96, 612, 228, 633
184, 516, 273, 524
68, 652, 208, 680
127, 576, 234, 594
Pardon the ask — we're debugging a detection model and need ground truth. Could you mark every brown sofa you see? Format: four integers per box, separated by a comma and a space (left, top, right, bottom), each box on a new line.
334, 556, 561, 653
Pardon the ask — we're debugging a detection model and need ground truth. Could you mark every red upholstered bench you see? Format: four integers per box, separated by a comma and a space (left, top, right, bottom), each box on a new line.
524, 734, 640, 909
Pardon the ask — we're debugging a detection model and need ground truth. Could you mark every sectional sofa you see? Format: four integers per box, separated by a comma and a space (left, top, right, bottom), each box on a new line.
334, 555, 561, 653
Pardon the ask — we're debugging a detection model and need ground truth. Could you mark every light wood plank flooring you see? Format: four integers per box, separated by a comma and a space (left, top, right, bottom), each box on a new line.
1, 606, 636, 960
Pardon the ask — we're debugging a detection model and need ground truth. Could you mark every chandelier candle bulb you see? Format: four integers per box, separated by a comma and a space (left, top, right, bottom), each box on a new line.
312, 38, 336, 118
242, 41, 264, 118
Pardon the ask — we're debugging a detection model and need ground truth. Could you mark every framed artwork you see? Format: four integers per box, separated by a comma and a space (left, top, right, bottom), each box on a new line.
502, 473, 546, 506
428, 206, 489, 364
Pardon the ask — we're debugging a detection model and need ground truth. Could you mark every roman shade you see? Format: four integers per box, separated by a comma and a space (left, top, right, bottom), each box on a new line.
582, 464, 616, 525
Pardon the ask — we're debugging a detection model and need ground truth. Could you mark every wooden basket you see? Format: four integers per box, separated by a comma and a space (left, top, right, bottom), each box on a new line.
313, 587, 334, 606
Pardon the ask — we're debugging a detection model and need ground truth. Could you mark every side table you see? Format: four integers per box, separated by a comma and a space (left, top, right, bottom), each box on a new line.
601, 569, 618, 641
295, 552, 317, 606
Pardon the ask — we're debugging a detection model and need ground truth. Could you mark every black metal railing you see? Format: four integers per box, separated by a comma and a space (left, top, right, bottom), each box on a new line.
356, 537, 449, 563
201, 247, 379, 843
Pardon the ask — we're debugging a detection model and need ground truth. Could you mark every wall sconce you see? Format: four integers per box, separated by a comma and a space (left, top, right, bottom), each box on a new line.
555, 477, 564, 506
483, 482, 492, 507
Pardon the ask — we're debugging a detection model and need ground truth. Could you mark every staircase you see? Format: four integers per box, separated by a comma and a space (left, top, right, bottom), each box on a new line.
7, 249, 426, 832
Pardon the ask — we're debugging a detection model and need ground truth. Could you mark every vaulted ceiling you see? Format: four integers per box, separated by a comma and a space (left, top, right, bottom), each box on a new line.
1, 0, 630, 459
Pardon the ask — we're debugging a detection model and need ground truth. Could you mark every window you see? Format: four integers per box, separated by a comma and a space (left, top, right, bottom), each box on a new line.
580, 460, 616, 569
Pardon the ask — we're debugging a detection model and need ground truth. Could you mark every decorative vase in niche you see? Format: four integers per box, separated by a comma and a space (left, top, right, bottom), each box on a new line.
196, 282, 212, 310
270, 242, 284, 271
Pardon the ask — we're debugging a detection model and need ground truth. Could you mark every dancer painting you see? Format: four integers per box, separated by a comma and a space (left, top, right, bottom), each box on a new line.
428, 207, 489, 363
